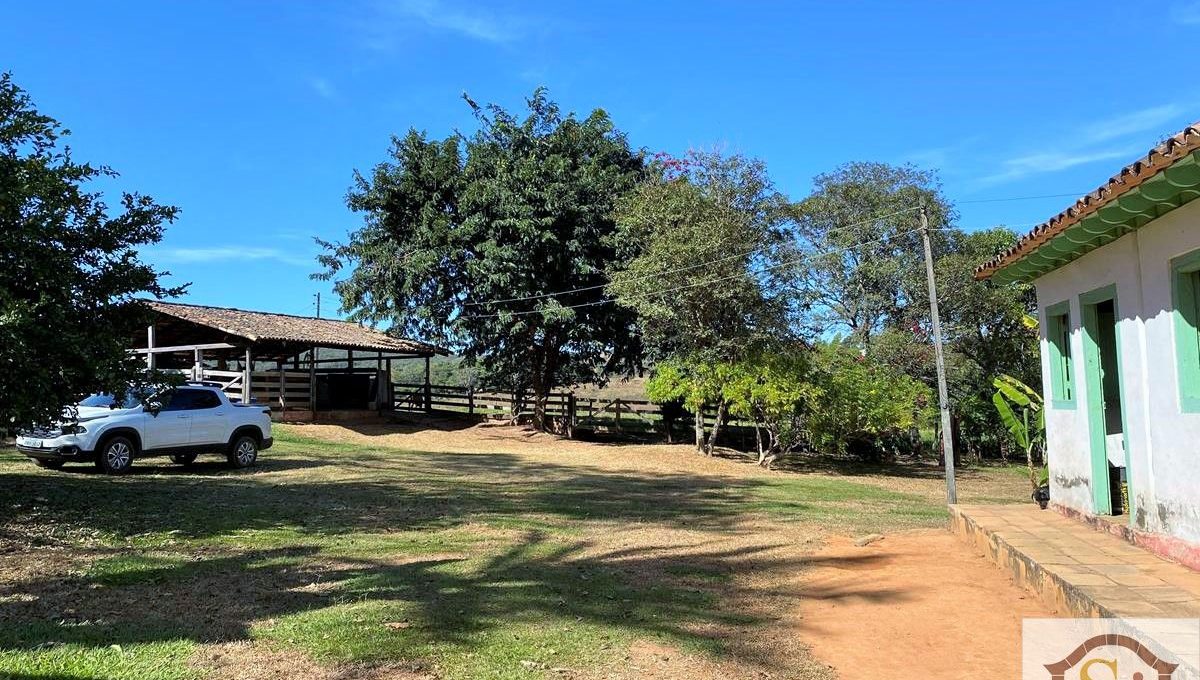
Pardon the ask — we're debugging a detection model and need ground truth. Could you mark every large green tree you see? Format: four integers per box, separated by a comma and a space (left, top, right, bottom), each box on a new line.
318, 89, 644, 429
0, 73, 182, 428
792, 162, 954, 346
609, 151, 796, 449
609, 151, 795, 363
793, 161, 1038, 460
889, 226, 1039, 459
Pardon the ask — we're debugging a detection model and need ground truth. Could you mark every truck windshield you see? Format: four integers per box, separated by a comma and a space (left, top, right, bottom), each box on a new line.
78, 392, 146, 409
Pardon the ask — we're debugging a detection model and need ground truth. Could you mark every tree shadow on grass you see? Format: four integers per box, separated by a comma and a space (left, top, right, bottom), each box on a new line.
0, 449, 775, 545
0, 531, 906, 675
770, 452, 999, 481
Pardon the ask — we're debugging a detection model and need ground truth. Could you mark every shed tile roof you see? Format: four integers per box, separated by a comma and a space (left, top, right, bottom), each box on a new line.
145, 300, 444, 355
975, 120, 1200, 280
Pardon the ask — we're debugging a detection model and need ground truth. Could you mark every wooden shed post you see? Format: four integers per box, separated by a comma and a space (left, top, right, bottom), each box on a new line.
242, 346, 252, 404
193, 348, 203, 381
385, 358, 393, 411
277, 360, 287, 411
309, 347, 317, 418
423, 355, 432, 413
146, 324, 156, 369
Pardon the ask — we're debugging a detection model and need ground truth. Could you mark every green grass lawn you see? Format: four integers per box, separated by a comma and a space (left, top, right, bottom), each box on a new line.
0, 425, 1025, 680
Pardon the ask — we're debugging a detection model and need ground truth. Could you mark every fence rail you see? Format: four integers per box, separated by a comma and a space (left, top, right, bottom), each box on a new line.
388, 381, 734, 436
195, 368, 313, 410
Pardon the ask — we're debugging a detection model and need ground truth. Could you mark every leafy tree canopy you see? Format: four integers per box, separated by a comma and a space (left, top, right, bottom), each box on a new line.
0, 73, 182, 427
793, 161, 954, 345
805, 341, 933, 457
318, 89, 645, 427
608, 150, 796, 365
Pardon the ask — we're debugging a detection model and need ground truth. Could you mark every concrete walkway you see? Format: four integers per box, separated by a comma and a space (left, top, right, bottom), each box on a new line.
951, 504, 1200, 618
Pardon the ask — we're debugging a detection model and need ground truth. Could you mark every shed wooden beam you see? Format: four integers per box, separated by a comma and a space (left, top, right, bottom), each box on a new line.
132, 342, 237, 354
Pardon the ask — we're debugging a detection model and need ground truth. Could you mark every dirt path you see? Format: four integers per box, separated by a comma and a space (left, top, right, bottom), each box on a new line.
798, 531, 1052, 679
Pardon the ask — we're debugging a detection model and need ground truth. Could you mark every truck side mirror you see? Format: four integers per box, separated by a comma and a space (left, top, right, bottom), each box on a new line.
145, 400, 162, 416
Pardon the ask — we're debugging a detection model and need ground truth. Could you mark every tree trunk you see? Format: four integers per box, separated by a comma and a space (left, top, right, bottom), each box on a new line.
705, 401, 727, 456
694, 408, 706, 453
755, 423, 765, 465
531, 390, 548, 431
527, 343, 558, 432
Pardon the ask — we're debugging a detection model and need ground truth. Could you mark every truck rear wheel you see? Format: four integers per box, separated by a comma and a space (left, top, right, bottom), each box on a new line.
227, 435, 258, 468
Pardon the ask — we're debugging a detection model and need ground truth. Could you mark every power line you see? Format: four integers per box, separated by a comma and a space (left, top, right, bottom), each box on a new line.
463, 206, 922, 308
466, 225, 947, 320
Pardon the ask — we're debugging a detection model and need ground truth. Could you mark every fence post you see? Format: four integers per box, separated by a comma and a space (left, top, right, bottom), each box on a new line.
614, 398, 623, 434
468, 386, 475, 415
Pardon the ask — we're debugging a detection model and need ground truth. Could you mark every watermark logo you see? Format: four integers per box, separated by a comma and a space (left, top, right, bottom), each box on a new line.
1024, 619, 1200, 680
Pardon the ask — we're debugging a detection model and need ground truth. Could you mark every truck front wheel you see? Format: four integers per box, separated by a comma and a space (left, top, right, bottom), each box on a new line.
227, 435, 258, 468
97, 436, 135, 475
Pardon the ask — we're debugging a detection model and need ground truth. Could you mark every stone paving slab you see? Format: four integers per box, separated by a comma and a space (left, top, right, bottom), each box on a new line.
951, 504, 1200, 619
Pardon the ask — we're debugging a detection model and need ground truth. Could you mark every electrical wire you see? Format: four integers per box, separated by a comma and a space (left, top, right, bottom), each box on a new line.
465, 225, 949, 320
462, 206, 921, 308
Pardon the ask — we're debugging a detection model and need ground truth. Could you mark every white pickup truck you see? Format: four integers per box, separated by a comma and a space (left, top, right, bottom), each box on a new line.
15, 384, 273, 474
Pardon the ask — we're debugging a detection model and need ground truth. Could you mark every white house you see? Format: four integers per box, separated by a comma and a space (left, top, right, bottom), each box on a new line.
975, 121, 1200, 564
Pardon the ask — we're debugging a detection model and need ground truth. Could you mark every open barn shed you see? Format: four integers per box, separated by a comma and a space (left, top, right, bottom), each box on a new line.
133, 301, 445, 420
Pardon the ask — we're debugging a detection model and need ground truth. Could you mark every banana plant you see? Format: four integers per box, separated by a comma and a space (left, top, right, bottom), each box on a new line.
992, 374, 1045, 490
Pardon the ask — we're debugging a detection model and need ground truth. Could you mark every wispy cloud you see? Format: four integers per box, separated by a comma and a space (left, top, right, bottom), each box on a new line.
1171, 2, 1200, 24
363, 0, 528, 49
1078, 104, 1183, 143
148, 247, 314, 267
972, 103, 1187, 186
308, 76, 338, 101
978, 148, 1133, 186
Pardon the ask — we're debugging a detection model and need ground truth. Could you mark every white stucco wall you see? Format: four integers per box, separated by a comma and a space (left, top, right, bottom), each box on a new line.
1033, 199, 1200, 545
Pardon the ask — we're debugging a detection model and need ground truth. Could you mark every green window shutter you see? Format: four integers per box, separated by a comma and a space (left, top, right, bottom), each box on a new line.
1172, 250, 1200, 412
1046, 300, 1075, 409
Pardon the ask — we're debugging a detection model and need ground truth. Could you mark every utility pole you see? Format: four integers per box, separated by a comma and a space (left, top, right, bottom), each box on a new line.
919, 204, 957, 505
314, 292, 321, 319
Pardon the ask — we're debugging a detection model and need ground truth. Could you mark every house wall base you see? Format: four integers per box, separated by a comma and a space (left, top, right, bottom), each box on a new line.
1053, 503, 1200, 572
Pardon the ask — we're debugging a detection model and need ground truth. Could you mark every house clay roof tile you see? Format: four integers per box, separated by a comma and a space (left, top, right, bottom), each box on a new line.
975, 120, 1200, 280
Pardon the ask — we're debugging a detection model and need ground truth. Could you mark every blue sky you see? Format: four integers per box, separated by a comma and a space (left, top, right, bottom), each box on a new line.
3, 1, 1198, 319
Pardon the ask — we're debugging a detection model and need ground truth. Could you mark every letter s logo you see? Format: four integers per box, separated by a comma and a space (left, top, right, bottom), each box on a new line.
1080, 657, 1118, 680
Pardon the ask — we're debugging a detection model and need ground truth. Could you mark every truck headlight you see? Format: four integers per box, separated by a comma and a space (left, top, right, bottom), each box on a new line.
61, 424, 87, 435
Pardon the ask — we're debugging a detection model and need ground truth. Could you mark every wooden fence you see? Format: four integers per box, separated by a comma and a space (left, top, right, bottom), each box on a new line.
389, 381, 733, 437
197, 368, 313, 411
